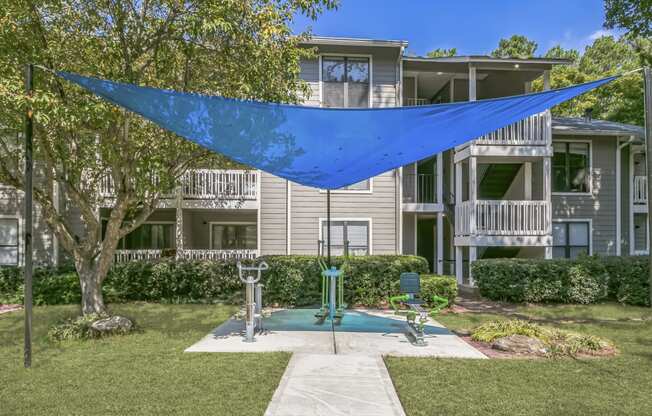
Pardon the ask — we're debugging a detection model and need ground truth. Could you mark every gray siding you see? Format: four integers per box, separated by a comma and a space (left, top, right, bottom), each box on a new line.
260, 172, 288, 255
289, 171, 398, 255
551, 135, 618, 255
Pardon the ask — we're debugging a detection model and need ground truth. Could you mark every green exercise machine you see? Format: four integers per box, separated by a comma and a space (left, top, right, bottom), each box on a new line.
389, 272, 449, 346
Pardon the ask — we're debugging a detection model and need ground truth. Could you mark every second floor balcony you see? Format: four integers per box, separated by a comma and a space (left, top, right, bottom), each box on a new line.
455, 200, 551, 239
99, 169, 259, 209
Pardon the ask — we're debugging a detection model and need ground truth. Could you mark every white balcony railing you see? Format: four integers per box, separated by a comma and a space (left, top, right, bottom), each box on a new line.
471, 111, 551, 146
634, 176, 647, 204
182, 169, 257, 200
114, 249, 165, 263
113, 248, 259, 263
178, 249, 259, 261
405, 98, 429, 106
455, 200, 550, 236
99, 169, 258, 200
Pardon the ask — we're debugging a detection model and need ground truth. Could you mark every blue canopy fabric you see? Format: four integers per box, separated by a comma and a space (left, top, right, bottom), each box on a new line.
57, 71, 617, 189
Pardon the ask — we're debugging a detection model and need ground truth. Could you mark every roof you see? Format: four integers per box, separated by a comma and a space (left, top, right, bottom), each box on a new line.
301, 36, 408, 48
403, 55, 572, 66
552, 117, 645, 139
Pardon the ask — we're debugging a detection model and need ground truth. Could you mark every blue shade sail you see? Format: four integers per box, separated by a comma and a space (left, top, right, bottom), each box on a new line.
57, 71, 617, 189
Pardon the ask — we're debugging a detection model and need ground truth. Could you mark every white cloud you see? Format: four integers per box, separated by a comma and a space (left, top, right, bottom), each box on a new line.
587, 28, 615, 41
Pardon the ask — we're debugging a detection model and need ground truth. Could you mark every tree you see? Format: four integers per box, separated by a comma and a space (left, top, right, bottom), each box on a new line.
535, 36, 644, 125
426, 48, 457, 58
491, 35, 538, 59
604, 0, 652, 38
0, 0, 337, 315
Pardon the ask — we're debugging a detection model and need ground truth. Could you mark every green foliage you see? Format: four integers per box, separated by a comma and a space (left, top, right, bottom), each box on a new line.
534, 36, 644, 125
47, 313, 109, 341
473, 255, 648, 306
491, 35, 538, 59
604, 0, 652, 37
420, 275, 457, 307
0, 255, 428, 307
471, 319, 613, 357
0, 264, 80, 305
471, 319, 548, 343
426, 48, 457, 58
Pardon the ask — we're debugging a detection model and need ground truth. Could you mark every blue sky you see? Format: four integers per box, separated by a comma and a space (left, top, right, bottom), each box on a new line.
292, 0, 619, 56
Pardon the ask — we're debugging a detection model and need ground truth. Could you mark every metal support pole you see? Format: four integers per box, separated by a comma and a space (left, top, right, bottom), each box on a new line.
23, 64, 34, 369
326, 189, 331, 267
643, 67, 652, 306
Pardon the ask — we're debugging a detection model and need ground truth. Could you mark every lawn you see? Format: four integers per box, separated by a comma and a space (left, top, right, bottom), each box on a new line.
386, 303, 652, 416
0, 303, 290, 416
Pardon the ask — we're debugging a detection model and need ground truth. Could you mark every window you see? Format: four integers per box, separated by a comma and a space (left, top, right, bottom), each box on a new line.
321, 56, 370, 108
211, 224, 257, 250
552, 221, 590, 259
104, 221, 175, 250
320, 220, 370, 256
553, 142, 590, 193
0, 218, 18, 265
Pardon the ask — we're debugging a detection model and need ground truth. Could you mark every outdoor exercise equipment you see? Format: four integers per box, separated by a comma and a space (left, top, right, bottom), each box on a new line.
237, 261, 268, 342
389, 272, 449, 346
315, 258, 345, 323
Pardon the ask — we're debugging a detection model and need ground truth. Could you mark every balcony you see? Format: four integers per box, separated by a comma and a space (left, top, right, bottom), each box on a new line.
454, 112, 552, 161
99, 169, 259, 208
114, 248, 259, 263
634, 176, 647, 205
455, 200, 551, 245
402, 173, 442, 212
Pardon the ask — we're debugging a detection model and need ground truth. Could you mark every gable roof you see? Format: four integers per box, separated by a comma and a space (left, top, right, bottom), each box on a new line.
552, 117, 645, 139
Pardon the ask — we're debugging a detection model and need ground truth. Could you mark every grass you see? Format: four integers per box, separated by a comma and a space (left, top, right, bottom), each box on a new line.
0, 303, 290, 416
386, 302, 652, 416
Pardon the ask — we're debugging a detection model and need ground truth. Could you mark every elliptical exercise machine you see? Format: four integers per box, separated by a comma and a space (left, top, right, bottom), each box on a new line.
237, 261, 268, 342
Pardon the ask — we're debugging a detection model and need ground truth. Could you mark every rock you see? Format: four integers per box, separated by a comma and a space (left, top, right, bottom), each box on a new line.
453, 328, 472, 336
91, 315, 134, 335
491, 335, 547, 355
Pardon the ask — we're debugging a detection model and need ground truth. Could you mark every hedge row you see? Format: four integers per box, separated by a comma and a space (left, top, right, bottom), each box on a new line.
1, 255, 449, 308
472, 255, 649, 306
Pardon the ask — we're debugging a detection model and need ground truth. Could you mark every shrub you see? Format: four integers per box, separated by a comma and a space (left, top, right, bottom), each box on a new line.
601, 256, 650, 306
1, 255, 427, 307
420, 275, 457, 307
471, 319, 614, 357
471, 319, 547, 343
473, 255, 647, 306
48, 313, 107, 341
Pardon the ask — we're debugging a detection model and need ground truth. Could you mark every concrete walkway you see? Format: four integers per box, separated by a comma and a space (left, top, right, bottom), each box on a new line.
264, 353, 406, 416
185, 309, 486, 416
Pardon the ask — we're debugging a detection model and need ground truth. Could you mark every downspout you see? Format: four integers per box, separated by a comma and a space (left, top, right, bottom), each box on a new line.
617, 136, 636, 256
396, 46, 405, 254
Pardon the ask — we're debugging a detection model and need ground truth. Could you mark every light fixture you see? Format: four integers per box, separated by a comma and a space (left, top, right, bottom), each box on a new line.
514, 64, 520, 69
436, 71, 443, 75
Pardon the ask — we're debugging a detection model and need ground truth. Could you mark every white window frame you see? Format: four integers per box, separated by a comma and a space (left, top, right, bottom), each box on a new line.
552, 218, 593, 257
318, 53, 373, 109
319, 178, 374, 194
551, 139, 593, 196
0, 215, 21, 266
318, 217, 373, 255
209, 221, 257, 250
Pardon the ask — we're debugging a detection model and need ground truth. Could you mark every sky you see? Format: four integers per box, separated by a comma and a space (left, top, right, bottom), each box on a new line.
292, 0, 620, 57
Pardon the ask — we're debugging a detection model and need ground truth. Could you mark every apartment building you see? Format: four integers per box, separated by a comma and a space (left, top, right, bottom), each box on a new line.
0, 36, 646, 286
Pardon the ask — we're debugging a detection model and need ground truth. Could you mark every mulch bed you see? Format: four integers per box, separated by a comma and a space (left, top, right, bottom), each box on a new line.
0, 304, 22, 315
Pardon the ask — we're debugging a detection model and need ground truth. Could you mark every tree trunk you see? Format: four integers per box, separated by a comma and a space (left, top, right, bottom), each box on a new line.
76, 258, 106, 315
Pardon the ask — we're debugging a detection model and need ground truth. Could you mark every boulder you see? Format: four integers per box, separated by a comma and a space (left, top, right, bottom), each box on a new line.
491, 334, 547, 355
91, 315, 134, 335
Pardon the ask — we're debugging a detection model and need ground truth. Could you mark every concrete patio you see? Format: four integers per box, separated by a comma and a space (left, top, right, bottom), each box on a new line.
185, 308, 486, 358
